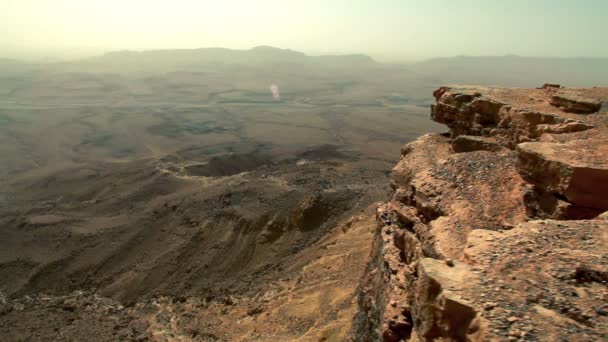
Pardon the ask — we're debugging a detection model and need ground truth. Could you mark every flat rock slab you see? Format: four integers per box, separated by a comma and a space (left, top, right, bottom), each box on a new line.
517, 139, 608, 210
551, 93, 602, 114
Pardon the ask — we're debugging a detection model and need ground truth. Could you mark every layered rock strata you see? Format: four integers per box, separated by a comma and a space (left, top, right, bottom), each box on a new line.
352, 85, 608, 341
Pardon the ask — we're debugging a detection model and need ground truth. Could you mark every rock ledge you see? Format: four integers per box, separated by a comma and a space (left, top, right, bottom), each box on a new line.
352, 85, 608, 341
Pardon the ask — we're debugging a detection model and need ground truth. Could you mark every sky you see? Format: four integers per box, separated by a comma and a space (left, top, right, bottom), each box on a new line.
1, 0, 607, 61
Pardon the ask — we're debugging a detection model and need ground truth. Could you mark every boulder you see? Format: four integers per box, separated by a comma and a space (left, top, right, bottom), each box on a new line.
413, 258, 484, 341
550, 93, 602, 114
538, 83, 561, 90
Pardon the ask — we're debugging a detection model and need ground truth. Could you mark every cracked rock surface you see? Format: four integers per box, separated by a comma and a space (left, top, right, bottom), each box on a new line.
351, 85, 608, 341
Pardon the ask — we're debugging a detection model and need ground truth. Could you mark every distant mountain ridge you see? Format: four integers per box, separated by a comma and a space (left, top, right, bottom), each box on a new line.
2, 47, 606, 87
411, 55, 608, 87
95, 45, 377, 67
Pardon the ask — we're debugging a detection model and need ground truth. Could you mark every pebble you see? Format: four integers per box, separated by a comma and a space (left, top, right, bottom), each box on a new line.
507, 316, 519, 324
509, 330, 522, 337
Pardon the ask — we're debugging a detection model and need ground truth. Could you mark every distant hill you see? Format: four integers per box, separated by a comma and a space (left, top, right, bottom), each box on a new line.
90, 46, 377, 70
2, 48, 606, 88
411, 55, 608, 87
0, 58, 36, 73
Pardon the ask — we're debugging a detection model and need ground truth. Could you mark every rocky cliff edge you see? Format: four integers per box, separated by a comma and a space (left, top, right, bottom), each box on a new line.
352, 85, 608, 341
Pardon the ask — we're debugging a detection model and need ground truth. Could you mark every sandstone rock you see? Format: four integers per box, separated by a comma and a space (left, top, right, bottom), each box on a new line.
391, 133, 451, 190
413, 258, 484, 341
355, 85, 608, 341
517, 139, 608, 211
408, 150, 527, 259
550, 93, 602, 114
432, 87, 595, 148
522, 184, 604, 219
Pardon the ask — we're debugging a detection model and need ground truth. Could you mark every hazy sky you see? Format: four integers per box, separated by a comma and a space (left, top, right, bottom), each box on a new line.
2, 0, 607, 61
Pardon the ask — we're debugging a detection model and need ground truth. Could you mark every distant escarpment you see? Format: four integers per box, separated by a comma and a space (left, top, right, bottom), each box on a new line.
352, 85, 608, 341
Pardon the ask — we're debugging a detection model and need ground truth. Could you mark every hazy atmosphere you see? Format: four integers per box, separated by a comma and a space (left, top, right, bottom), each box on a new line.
3, 0, 607, 60
1, 1, 607, 341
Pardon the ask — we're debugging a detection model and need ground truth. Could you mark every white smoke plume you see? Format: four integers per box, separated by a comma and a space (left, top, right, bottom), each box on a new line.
269, 84, 280, 100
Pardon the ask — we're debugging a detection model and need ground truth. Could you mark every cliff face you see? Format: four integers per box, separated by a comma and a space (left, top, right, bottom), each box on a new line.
353, 85, 608, 341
